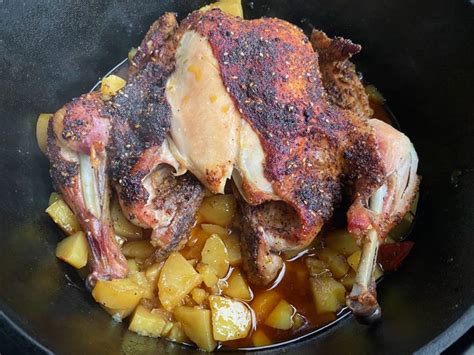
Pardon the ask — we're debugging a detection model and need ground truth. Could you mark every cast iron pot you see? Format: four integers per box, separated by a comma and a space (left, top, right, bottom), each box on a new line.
0, 0, 473, 353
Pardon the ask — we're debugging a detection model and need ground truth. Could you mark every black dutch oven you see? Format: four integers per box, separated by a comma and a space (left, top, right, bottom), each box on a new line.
0, 0, 473, 353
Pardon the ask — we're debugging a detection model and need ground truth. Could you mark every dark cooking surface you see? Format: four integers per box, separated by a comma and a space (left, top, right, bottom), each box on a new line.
0, 0, 473, 354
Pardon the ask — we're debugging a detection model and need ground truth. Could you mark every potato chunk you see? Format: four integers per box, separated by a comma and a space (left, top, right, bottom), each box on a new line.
325, 229, 360, 257
264, 299, 294, 330
317, 248, 350, 278
201, 234, 230, 277
223, 269, 251, 300
174, 306, 217, 351
129, 305, 169, 338
220, 233, 242, 266
55, 231, 88, 269
110, 198, 143, 240
199, 0, 243, 18
122, 240, 155, 259
36, 113, 52, 154
158, 252, 203, 311
196, 263, 219, 287
347, 250, 362, 271
92, 278, 143, 310
209, 296, 252, 341
252, 329, 272, 347
201, 223, 228, 236
306, 257, 331, 277
310, 277, 346, 314
191, 288, 208, 305
251, 290, 282, 323
198, 195, 236, 227
46, 199, 81, 235
101, 74, 126, 98
48, 192, 61, 205
166, 322, 189, 343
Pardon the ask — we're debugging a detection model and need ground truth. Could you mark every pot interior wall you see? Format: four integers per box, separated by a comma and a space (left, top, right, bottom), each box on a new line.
0, 0, 473, 354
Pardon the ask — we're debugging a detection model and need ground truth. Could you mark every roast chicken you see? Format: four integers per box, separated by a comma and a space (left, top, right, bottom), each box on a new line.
46, 9, 419, 321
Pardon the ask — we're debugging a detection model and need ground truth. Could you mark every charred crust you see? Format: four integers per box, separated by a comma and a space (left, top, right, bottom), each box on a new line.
47, 120, 78, 188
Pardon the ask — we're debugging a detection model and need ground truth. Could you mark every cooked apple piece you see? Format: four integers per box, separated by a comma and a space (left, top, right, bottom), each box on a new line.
325, 229, 360, 257
317, 248, 350, 278
158, 252, 203, 311
55, 231, 88, 269
174, 306, 217, 351
251, 289, 282, 323
219, 233, 242, 266
198, 195, 236, 227
209, 296, 252, 341
310, 277, 346, 314
196, 263, 219, 287
92, 278, 142, 310
110, 198, 143, 240
264, 299, 294, 330
201, 234, 230, 277
122, 240, 155, 259
252, 329, 272, 346
223, 269, 251, 300
46, 199, 81, 235
129, 305, 169, 338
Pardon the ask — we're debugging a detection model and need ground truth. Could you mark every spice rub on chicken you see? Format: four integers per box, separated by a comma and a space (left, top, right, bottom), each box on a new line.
165, 10, 386, 284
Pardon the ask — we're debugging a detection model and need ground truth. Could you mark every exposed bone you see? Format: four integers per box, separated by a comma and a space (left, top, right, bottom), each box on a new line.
347, 185, 386, 323
79, 152, 102, 219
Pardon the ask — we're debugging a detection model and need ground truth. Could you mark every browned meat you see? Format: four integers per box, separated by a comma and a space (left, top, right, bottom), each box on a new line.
310, 30, 373, 119
173, 10, 385, 284
108, 13, 204, 256
47, 92, 127, 284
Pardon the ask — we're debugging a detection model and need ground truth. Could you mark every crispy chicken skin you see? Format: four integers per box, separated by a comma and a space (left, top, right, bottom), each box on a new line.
310, 30, 373, 119
47, 92, 128, 284
109, 13, 204, 259
167, 10, 385, 284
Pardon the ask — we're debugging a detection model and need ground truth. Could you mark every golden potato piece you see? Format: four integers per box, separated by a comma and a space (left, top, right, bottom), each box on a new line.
110, 198, 143, 240
201, 223, 228, 236
325, 229, 360, 257
48, 192, 61, 205
36, 113, 52, 154
145, 262, 164, 285
251, 290, 282, 323
101, 74, 126, 98
129, 305, 169, 338
191, 288, 208, 305
174, 306, 217, 351
305, 257, 331, 278
209, 296, 252, 341
122, 240, 155, 259
158, 252, 203, 311
220, 233, 242, 266
46, 199, 81, 235
55, 231, 88, 269
166, 322, 189, 343
252, 329, 272, 346
317, 248, 350, 278
264, 299, 294, 330
347, 250, 362, 271
199, 0, 244, 18
196, 263, 219, 288
103, 306, 134, 321
92, 278, 142, 310
310, 277, 346, 314
223, 269, 251, 300
201, 234, 230, 277
198, 195, 236, 227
